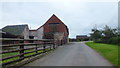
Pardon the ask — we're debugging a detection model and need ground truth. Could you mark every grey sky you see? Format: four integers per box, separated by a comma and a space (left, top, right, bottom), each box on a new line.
0, 1, 118, 38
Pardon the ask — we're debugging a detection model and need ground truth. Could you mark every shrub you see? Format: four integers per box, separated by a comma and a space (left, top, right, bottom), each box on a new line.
94, 39, 103, 43
108, 37, 120, 45
94, 36, 120, 45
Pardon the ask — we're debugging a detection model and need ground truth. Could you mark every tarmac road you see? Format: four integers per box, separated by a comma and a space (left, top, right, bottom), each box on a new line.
24, 42, 112, 66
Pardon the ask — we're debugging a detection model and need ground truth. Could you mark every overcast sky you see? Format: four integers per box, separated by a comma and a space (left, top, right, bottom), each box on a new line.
0, 0, 118, 38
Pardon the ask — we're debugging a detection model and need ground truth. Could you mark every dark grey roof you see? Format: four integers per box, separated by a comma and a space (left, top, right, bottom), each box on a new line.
2, 24, 28, 36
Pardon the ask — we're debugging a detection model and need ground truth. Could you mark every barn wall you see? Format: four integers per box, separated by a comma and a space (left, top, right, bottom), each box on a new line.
22, 26, 29, 39
37, 27, 43, 39
43, 16, 68, 37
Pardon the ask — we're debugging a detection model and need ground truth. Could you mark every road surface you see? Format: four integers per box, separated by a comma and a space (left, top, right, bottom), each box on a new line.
24, 42, 112, 66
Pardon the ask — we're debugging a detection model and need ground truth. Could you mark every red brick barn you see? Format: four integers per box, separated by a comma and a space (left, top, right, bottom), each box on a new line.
42, 14, 69, 45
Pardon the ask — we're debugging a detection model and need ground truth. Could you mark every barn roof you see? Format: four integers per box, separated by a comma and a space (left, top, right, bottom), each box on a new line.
46, 14, 64, 24
38, 14, 65, 28
2, 24, 28, 36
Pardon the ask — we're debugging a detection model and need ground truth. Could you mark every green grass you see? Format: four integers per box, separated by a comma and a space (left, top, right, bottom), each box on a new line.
0, 48, 51, 64
1, 52, 19, 63
85, 41, 119, 67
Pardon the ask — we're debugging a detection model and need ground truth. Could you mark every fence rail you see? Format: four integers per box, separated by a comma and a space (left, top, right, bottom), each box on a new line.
0, 38, 58, 67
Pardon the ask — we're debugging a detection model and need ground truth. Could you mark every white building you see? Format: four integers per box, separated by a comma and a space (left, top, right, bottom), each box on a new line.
29, 26, 43, 39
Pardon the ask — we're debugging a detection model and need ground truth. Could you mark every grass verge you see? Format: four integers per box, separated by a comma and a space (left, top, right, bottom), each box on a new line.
85, 41, 119, 67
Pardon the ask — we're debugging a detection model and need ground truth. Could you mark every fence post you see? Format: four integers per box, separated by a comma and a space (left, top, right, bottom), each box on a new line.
50, 44, 52, 50
60, 40, 62, 45
43, 42, 46, 53
53, 40, 56, 49
20, 44, 24, 60
58, 40, 59, 46
36, 44, 38, 54
53, 39, 55, 49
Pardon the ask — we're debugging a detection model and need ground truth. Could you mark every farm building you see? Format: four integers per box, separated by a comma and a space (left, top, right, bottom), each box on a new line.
29, 26, 43, 40
30, 14, 69, 44
29, 30, 37, 39
42, 14, 69, 44
2, 24, 29, 39
0, 30, 18, 38
76, 35, 89, 41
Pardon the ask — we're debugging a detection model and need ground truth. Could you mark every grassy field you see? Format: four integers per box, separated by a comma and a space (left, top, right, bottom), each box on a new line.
85, 42, 119, 67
